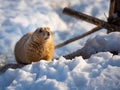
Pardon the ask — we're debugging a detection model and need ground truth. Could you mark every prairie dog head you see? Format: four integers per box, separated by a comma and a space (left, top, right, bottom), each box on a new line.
32, 27, 53, 42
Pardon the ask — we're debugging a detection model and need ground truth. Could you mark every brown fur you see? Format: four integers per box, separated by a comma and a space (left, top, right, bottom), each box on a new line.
14, 27, 54, 64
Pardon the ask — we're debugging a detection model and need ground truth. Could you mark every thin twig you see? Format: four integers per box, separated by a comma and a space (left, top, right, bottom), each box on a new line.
55, 26, 102, 48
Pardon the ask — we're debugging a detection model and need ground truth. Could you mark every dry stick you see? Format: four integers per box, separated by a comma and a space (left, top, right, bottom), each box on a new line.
108, 0, 120, 23
108, 0, 116, 21
63, 7, 118, 31
107, 0, 116, 33
55, 26, 102, 48
116, 0, 120, 15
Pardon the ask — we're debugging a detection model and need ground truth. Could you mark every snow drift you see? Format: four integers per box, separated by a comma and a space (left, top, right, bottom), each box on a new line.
0, 52, 120, 90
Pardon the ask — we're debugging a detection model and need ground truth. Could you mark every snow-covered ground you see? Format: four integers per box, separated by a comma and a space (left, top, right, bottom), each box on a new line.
0, 0, 120, 90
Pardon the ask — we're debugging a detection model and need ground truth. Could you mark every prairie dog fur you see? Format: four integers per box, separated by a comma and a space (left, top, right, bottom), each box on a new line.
14, 27, 54, 64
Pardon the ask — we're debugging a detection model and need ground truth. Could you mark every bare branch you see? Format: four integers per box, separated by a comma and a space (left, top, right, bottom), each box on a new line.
63, 7, 119, 31
55, 26, 102, 48
108, 0, 116, 21
116, 0, 120, 17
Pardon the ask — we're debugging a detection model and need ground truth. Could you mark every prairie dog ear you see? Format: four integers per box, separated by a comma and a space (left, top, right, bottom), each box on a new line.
46, 27, 50, 30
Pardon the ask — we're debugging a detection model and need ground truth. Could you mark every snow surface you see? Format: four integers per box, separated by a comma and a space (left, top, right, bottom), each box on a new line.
0, 0, 120, 90
1, 53, 120, 90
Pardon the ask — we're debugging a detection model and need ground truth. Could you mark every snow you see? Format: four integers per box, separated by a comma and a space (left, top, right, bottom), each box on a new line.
79, 32, 120, 58
1, 53, 120, 90
0, 0, 120, 90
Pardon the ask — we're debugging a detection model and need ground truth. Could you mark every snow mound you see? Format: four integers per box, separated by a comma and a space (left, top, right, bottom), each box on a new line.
79, 32, 120, 58
86, 32, 120, 52
0, 52, 120, 90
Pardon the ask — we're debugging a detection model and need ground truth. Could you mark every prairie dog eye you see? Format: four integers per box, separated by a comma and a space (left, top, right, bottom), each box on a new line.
47, 32, 50, 36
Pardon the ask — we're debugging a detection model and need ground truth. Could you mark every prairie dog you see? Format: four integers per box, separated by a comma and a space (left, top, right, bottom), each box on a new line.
14, 27, 54, 64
